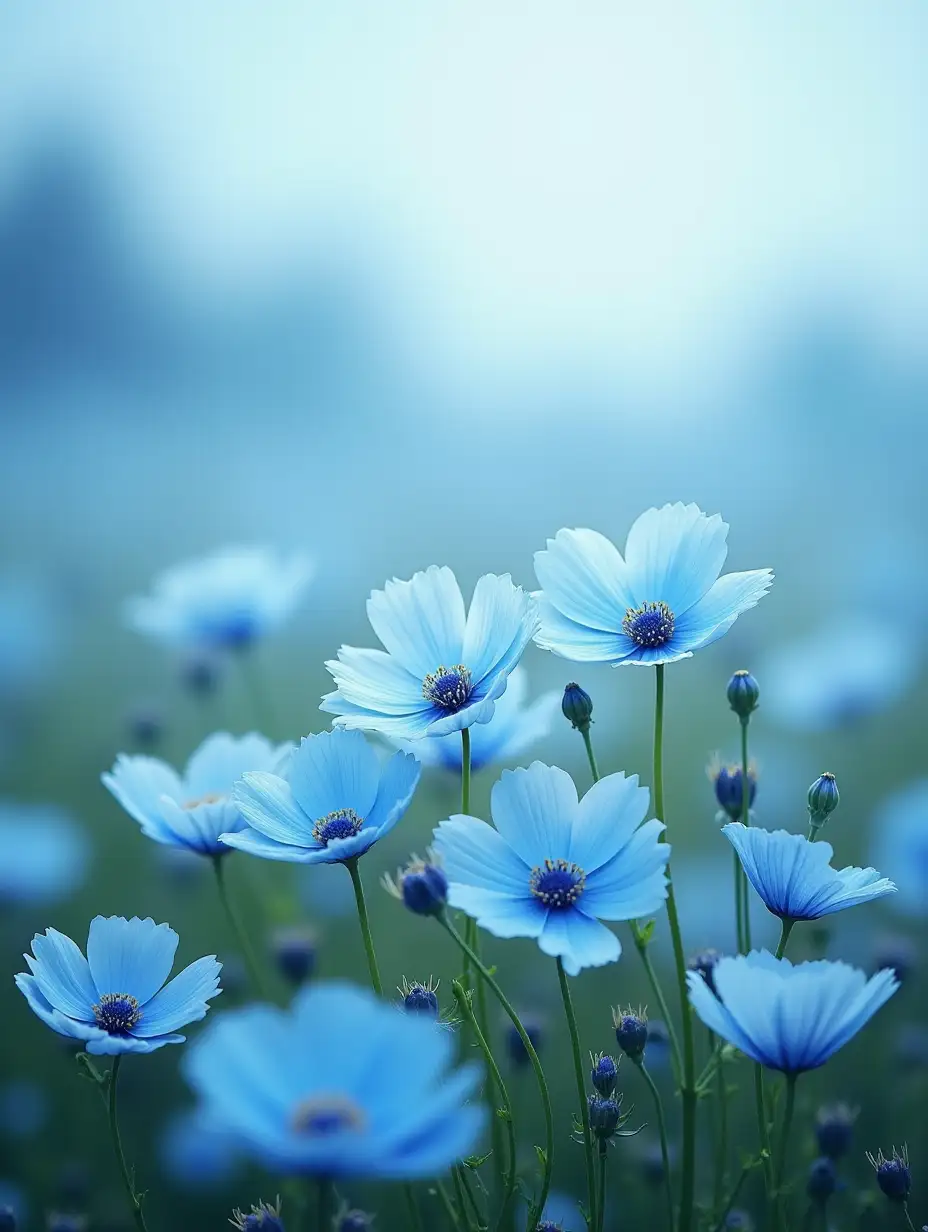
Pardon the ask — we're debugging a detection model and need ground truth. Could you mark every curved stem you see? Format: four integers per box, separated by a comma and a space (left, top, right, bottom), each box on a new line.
628, 923, 681, 1077
637, 1061, 675, 1231
903, 1204, 919, 1232
581, 727, 600, 784
557, 957, 597, 1231
774, 1074, 797, 1231
451, 980, 517, 1232
775, 919, 795, 961
711, 1157, 757, 1232
345, 857, 382, 995
754, 1064, 775, 1206
596, 1146, 607, 1232
107, 1058, 149, 1232
439, 914, 554, 1227
212, 854, 268, 999
653, 664, 697, 1232
437, 1180, 463, 1230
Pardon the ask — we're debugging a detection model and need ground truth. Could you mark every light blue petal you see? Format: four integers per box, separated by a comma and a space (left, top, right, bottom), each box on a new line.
101, 755, 184, 835
533, 596, 636, 664
687, 970, 760, 1058
220, 827, 334, 864
363, 749, 420, 836
673, 569, 774, 649
366, 566, 466, 678
15, 973, 106, 1042
622, 503, 729, 613
448, 886, 548, 939
321, 692, 437, 739
569, 772, 650, 873
288, 730, 381, 821
24, 928, 98, 1018
533, 528, 634, 631
615, 643, 695, 667
802, 968, 898, 1067
184, 731, 287, 797
433, 815, 532, 895
422, 693, 497, 737
322, 646, 427, 714
86, 1031, 186, 1056
461, 574, 538, 685
233, 772, 315, 845
580, 820, 670, 918
375, 1100, 486, 1178
86, 917, 178, 1004
158, 797, 244, 854
489, 762, 578, 867
536, 909, 620, 975
133, 956, 222, 1037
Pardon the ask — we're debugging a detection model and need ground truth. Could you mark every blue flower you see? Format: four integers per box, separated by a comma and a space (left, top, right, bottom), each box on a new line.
687, 950, 898, 1073
321, 567, 538, 739
159, 1106, 238, 1188
15, 916, 222, 1056
224, 729, 420, 864
432, 762, 670, 976
534, 503, 772, 666
870, 779, 928, 918
183, 981, 484, 1178
103, 732, 289, 857
723, 823, 896, 921
0, 802, 89, 905
388, 668, 560, 773
126, 547, 312, 653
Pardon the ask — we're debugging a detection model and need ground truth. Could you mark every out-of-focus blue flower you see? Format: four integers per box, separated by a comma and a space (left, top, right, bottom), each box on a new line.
506, 1015, 543, 1067
0, 1081, 47, 1140
762, 616, 911, 731
321, 566, 538, 739
16, 916, 221, 1056
533, 503, 772, 666
388, 668, 560, 773
270, 927, 318, 985
0, 1184, 24, 1231
103, 732, 288, 857
870, 779, 928, 918
872, 934, 918, 983
335, 1204, 374, 1231
723, 824, 896, 921
225, 730, 419, 865
433, 762, 669, 976
687, 950, 898, 1073
709, 761, 756, 822
0, 802, 89, 905
158, 1106, 238, 1188
126, 547, 312, 653
806, 1156, 839, 1202
815, 1103, 857, 1160
613, 1007, 649, 1061
184, 981, 484, 1178
687, 949, 722, 994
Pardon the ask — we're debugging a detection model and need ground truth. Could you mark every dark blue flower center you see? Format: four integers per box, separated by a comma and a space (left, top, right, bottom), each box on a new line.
422, 664, 473, 711
93, 992, 142, 1035
529, 858, 586, 908
312, 808, 364, 845
623, 601, 675, 648
291, 1093, 366, 1136
402, 980, 440, 1016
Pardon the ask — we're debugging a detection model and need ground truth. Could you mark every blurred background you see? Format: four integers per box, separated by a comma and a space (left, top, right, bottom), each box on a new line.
1, 4, 926, 1229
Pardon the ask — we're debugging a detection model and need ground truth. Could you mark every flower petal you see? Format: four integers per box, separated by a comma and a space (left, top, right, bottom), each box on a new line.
533, 596, 637, 664
184, 731, 287, 797
537, 909, 620, 975
363, 749, 421, 837
133, 956, 222, 1037
322, 646, 427, 715
569, 772, 650, 873
220, 827, 334, 863
623, 503, 729, 613
489, 762, 578, 867
86, 916, 178, 1005
673, 569, 774, 650
534, 528, 634, 631
25, 928, 98, 1018
102, 755, 184, 836
15, 972, 104, 1041
233, 772, 315, 845
287, 730, 381, 822
462, 574, 538, 684
366, 566, 466, 678
433, 815, 532, 895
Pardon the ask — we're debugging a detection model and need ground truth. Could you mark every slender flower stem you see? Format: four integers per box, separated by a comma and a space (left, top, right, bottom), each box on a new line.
775, 919, 795, 961
754, 1064, 776, 1208
557, 957, 597, 1231
903, 1204, 919, 1232
629, 924, 681, 1077
345, 857, 383, 994
581, 727, 600, 784
739, 717, 753, 952
212, 854, 268, 999
317, 1178, 334, 1232
457, 1163, 485, 1230
774, 1073, 798, 1228
596, 1146, 607, 1232
712, 1035, 729, 1220
451, 1166, 476, 1232
711, 1157, 759, 1232
636, 1060, 675, 1231
106, 1058, 149, 1232
733, 848, 745, 954
439, 915, 554, 1228
436, 1180, 463, 1230
653, 664, 697, 1232
404, 1184, 425, 1232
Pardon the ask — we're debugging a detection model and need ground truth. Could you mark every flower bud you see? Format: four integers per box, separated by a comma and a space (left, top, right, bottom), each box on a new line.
336, 1206, 374, 1231
399, 977, 440, 1019
506, 1017, 543, 1068
710, 763, 757, 821
588, 1094, 623, 1141
815, 1103, 857, 1160
867, 1146, 911, 1202
613, 1006, 648, 1062
590, 1053, 619, 1097
385, 854, 448, 917
270, 928, 317, 986
727, 670, 759, 720
561, 682, 593, 732
808, 773, 840, 829
687, 949, 722, 996
807, 1156, 838, 1203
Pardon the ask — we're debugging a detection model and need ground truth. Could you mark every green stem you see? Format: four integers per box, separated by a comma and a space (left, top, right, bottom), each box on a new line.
581, 727, 600, 784
557, 957, 597, 1231
440, 915, 554, 1228
457, 1164, 485, 1230
754, 1064, 775, 1204
712, 1036, 728, 1220
733, 848, 745, 955
637, 1060, 675, 1231
653, 664, 697, 1232
345, 856, 383, 994
437, 1180, 463, 1230
451, 980, 517, 1232
461, 727, 472, 813
106, 1058, 149, 1232
775, 919, 795, 961
903, 1204, 919, 1232
596, 1146, 607, 1232
739, 717, 753, 952
629, 924, 682, 1077
451, 1167, 475, 1232
404, 1184, 425, 1232
317, 1177, 334, 1232
711, 1158, 757, 1232
774, 1073, 797, 1226
212, 854, 268, 999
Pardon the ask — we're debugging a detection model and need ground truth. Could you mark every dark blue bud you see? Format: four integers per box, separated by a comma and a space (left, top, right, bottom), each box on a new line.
126, 706, 164, 748
687, 949, 722, 995
46, 1217, 86, 1232
711, 764, 757, 821
588, 1094, 622, 1141
336, 1209, 374, 1231
724, 1213, 755, 1232
808, 773, 839, 826
231, 1200, 285, 1231
873, 935, 917, 984
613, 1008, 648, 1061
180, 654, 221, 697
639, 1141, 670, 1186
590, 1053, 618, 1096
815, 1103, 857, 1160
807, 1157, 838, 1203
562, 682, 594, 731
868, 1148, 911, 1202
727, 670, 759, 720
0, 1209, 13, 1232
536, 1223, 561, 1232
401, 981, 440, 1018
271, 928, 317, 985
506, 1018, 543, 1067
401, 862, 448, 916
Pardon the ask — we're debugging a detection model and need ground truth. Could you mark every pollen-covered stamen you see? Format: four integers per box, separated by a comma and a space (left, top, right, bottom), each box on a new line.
530, 858, 586, 908
93, 992, 142, 1035
182, 792, 225, 810
422, 664, 473, 711
312, 808, 364, 846
623, 601, 675, 649
291, 1093, 367, 1136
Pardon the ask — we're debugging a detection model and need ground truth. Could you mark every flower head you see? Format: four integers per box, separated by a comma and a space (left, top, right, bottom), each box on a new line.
687, 950, 898, 1074
126, 547, 312, 653
270, 928, 318, 986
709, 761, 756, 822
16, 917, 221, 1056
727, 670, 760, 719
0, 803, 89, 906
590, 1053, 619, 1097
104, 732, 289, 857
159, 1106, 238, 1188
815, 1103, 857, 1160
384, 852, 448, 916
533, 504, 772, 667
687, 949, 722, 994
230, 1197, 284, 1231
321, 567, 538, 740
433, 763, 670, 975
613, 1006, 648, 1061
184, 982, 484, 1178
587, 1094, 627, 1143
808, 773, 840, 830
722, 824, 895, 921
223, 730, 419, 865
335, 1203, 374, 1231
398, 977, 441, 1019
806, 1157, 838, 1203
561, 683, 594, 732
870, 779, 928, 918
867, 1145, 911, 1202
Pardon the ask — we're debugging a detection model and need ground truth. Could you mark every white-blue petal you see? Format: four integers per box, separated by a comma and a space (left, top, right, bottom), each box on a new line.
433, 815, 532, 895
363, 749, 420, 836
569, 772, 650, 873
323, 646, 427, 714
536, 909, 620, 975
489, 762, 578, 868
622, 503, 729, 613
288, 730, 381, 822
86, 916, 178, 1005
462, 574, 537, 685
233, 772, 315, 845
673, 569, 774, 650
533, 596, 637, 664
534, 528, 634, 631
366, 566, 466, 678
184, 731, 287, 797
15, 972, 104, 1041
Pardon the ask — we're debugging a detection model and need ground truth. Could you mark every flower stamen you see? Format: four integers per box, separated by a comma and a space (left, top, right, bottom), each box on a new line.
312, 808, 364, 846
529, 858, 586, 909
622, 601, 675, 649
93, 992, 142, 1034
291, 1093, 367, 1136
422, 664, 473, 711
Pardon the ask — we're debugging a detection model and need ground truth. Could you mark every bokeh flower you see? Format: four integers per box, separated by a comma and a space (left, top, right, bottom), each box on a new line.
183, 981, 484, 1177
225, 729, 419, 864
125, 546, 312, 653
687, 950, 898, 1073
723, 823, 895, 921
158, 1106, 238, 1188
16, 916, 221, 1056
534, 503, 772, 666
103, 732, 289, 857
433, 762, 669, 975
321, 566, 538, 739
870, 779, 928, 918
0, 802, 89, 906
388, 667, 559, 773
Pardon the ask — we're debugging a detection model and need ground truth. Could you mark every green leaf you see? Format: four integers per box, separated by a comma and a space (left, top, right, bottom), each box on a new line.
462, 1150, 493, 1171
